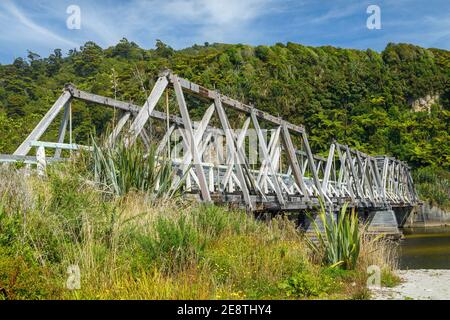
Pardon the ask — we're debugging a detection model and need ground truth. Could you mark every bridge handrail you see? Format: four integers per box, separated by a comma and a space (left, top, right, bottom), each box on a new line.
30, 141, 93, 151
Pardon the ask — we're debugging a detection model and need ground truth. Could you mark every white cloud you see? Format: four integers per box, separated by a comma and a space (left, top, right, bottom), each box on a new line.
159, 0, 274, 44
423, 15, 450, 44
310, 3, 361, 24
0, 0, 78, 48
80, 0, 274, 47
161, 0, 270, 25
0, 0, 281, 61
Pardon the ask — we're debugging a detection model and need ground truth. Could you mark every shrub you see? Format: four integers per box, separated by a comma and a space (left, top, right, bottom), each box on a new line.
0, 246, 62, 300
193, 205, 229, 238
0, 163, 396, 300
192, 204, 260, 238
413, 166, 450, 209
0, 198, 22, 246
279, 268, 335, 298
381, 268, 401, 288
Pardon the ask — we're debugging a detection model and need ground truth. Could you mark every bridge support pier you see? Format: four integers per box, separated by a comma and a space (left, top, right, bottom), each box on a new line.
367, 209, 402, 239
393, 206, 418, 228
303, 211, 338, 238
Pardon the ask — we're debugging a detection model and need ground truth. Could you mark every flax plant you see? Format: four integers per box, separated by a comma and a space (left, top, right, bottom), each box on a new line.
307, 203, 360, 270
91, 136, 183, 200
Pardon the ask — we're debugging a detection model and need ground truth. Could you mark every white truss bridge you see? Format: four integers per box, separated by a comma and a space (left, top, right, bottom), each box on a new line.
0, 70, 419, 215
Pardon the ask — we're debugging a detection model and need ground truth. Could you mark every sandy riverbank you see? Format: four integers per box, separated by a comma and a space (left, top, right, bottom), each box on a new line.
372, 270, 450, 300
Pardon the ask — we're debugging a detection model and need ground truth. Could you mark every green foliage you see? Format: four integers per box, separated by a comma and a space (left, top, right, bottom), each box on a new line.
279, 268, 336, 298
139, 213, 206, 272
0, 41, 448, 170
0, 165, 397, 299
0, 246, 62, 300
47, 169, 92, 243
193, 204, 257, 237
204, 233, 307, 299
0, 196, 21, 246
307, 203, 361, 270
136, 205, 261, 273
381, 268, 401, 288
413, 166, 450, 209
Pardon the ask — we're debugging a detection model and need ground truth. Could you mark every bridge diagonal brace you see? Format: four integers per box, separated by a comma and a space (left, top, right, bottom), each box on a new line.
108, 112, 131, 146
126, 75, 169, 147
14, 90, 72, 156
368, 158, 382, 203
221, 117, 251, 192
381, 157, 390, 200
178, 131, 215, 192
257, 127, 281, 188
322, 142, 335, 203
251, 110, 285, 206
322, 143, 335, 192
336, 145, 354, 200
345, 145, 364, 201
372, 158, 386, 201
357, 152, 374, 204
54, 102, 71, 158
280, 123, 310, 201
179, 104, 215, 171
301, 131, 325, 202
139, 130, 152, 150
214, 96, 254, 210
155, 124, 176, 157
263, 127, 282, 191
172, 75, 211, 203
173, 104, 215, 191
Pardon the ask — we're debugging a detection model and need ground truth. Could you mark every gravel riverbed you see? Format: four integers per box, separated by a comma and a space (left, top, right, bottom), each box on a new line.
372, 269, 450, 300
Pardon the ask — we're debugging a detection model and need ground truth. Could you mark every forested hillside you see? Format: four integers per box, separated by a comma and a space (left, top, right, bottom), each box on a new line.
0, 40, 449, 169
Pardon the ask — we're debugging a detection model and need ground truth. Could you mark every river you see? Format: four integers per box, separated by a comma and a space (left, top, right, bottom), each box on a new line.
399, 227, 450, 269
372, 227, 450, 299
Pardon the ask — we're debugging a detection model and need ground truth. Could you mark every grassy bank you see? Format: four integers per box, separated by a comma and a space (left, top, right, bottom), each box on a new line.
0, 149, 399, 300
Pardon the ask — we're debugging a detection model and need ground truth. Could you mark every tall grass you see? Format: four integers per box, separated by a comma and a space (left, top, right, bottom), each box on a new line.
0, 143, 400, 300
0, 165, 312, 299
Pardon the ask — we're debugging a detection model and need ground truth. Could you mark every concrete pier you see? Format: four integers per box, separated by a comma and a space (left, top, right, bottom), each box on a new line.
367, 210, 402, 238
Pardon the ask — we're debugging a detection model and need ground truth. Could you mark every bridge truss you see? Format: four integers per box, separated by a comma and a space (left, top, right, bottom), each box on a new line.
1, 70, 419, 212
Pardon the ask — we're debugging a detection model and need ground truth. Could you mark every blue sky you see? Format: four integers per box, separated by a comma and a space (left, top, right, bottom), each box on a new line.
0, 0, 449, 64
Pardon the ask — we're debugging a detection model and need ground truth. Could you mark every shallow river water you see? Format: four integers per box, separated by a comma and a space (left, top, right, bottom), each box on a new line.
400, 227, 450, 270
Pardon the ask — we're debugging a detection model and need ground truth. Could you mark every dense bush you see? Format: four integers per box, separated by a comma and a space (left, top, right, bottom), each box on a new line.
0, 41, 448, 170
413, 166, 450, 209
